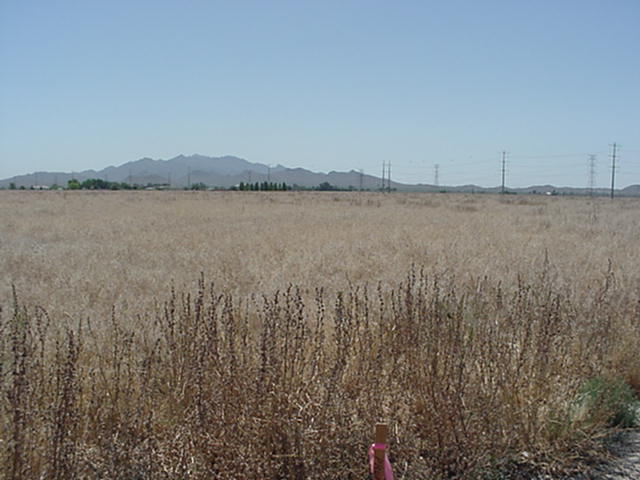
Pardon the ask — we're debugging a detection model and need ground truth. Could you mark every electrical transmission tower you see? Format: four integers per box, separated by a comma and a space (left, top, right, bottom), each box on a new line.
610, 143, 618, 199
588, 154, 596, 197
386, 162, 392, 193
434, 164, 439, 187
500, 151, 507, 194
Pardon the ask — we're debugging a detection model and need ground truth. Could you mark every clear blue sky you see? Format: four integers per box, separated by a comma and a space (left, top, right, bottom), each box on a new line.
1, 0, 639, 187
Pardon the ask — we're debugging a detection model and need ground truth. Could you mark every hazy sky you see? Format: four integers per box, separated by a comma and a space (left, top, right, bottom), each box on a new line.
1, 0, 639, 187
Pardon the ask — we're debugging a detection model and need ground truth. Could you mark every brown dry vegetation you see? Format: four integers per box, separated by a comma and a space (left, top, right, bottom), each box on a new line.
1, 190, 639, 479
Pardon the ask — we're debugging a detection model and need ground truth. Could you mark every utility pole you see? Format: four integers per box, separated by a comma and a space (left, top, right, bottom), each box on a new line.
267, 165, 271, 183
381, 162, 386, 191
501, 151, 507, 194
588, 154, 596, 197
128, 168, 132, 187
610, 143, 618, 199
387, 162, 392, 193
434, 164, 440, 187
359, 169, 364, 191
187, 166, 191, 189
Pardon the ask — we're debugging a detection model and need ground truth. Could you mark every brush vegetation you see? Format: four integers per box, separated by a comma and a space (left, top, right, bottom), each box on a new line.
1, 190, 639, 479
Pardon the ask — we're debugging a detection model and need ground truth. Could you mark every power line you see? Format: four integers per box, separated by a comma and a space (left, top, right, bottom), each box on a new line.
511, 161, 589, 170
374, 144, 633, 190
509, 153, 586, 159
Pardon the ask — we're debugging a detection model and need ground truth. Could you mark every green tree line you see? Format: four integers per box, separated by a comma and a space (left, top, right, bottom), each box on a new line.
233, 181, 290, 191
67, 178, 148, 190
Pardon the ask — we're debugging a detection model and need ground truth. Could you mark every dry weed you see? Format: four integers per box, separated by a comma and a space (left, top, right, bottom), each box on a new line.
1, 191, 639, 479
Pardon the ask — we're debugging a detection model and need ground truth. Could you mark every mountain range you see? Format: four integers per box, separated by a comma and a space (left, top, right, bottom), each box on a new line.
1, 154, 383, 190
2, 154, 639, 196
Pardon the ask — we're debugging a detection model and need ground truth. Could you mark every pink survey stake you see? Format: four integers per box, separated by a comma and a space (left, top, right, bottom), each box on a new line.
368, 443, 394, 480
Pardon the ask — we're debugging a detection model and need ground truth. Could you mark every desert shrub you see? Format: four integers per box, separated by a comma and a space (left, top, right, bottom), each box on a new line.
573, 377, 639, 429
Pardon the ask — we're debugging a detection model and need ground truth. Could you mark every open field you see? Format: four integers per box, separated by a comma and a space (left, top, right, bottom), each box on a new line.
1, 191, 640, 479
3, 190, 640, 321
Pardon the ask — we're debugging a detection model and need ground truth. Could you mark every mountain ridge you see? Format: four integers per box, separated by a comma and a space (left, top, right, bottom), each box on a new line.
2, 154, 639, 196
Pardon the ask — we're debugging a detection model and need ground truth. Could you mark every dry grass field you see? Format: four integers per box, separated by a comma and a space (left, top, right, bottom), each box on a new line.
1, 190, 639, 479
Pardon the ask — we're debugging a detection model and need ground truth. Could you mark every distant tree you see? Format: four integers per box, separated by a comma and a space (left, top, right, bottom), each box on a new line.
317, 182, 337, 191
82, 178, 111, 189
9, 182, 16, 190
67, 178, 81, 190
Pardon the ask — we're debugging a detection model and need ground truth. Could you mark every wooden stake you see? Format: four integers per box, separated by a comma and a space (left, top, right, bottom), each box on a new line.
374, 423, 388, 480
